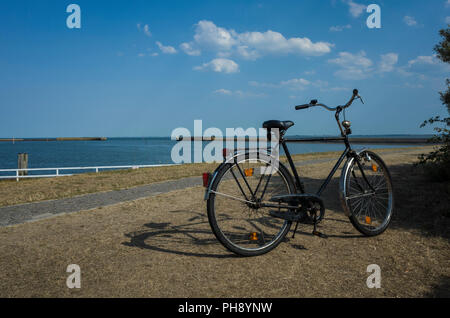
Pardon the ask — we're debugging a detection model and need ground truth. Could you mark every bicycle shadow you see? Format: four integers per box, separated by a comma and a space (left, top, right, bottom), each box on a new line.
122, 209, 311, 258
122, 206, 363, 259
123, 160, 449, 259
122, 210, 238, 259
121, 165, 368, 257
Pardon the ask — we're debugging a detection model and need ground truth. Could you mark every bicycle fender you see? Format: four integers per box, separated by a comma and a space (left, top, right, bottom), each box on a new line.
203, 165, 223, 201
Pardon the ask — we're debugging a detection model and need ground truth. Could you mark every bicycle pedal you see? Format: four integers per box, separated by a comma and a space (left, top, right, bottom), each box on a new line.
312, 231, 328, 239
269, 210, 302, 222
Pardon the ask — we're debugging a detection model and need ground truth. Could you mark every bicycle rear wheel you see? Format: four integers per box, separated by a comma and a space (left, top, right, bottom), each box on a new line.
207, 155, 296, 256
342, 150, 394, 236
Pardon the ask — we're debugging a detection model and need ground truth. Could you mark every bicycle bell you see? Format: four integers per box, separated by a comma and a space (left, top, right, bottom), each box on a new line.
342, 120, 351, 129
342, 120, 352, 135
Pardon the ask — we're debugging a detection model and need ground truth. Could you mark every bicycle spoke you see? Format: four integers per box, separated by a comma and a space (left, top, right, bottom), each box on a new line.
347, 192, 376, 200
372, 199, 387, 220
259, 168, 273, 202
354, 196, 368, 217
253, 164, 269, 197
371, 175, 386, 190
234, 162, 256, 199
229, 167, 250, 201
211, 190, 253, 204
373, 196, 388, 210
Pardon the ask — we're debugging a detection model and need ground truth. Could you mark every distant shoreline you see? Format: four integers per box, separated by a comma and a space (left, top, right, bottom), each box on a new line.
175, 136, 437, 144
0, 135, 438, 144
0, 137, 107, 142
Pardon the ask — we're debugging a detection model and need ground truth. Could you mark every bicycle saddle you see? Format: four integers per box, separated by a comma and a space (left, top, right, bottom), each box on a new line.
263, 120, 294, 131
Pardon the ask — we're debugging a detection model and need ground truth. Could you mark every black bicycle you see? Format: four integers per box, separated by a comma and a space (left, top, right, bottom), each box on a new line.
204, 89, 394, 256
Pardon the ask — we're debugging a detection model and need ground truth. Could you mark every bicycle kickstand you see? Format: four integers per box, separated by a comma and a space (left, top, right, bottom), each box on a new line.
311, 210, 327, 239
291, 221, 300, 239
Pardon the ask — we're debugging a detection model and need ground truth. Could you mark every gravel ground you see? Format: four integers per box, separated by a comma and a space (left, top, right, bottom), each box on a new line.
0, 147, 448, 298
0, 147, 425, 227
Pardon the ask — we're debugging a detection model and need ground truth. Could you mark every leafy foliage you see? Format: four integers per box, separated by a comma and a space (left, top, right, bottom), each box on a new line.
418, 27, 450, 181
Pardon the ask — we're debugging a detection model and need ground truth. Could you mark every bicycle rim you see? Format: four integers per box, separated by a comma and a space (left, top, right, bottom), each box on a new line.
344, 151, 394, 235
208, 157, 295, 255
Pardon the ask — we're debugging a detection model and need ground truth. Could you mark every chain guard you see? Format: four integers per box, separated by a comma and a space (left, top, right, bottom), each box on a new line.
269, 194, 325, 224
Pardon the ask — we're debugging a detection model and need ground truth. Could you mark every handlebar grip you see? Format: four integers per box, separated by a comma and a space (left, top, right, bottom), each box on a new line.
295, 104, 310, 110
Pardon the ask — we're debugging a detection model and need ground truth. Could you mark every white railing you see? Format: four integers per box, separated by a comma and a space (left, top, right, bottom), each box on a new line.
0, 164, 178, 181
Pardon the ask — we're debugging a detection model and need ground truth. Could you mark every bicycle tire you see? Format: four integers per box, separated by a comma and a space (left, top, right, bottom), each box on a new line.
207, 155, 296, 256
342, 150, 394, 236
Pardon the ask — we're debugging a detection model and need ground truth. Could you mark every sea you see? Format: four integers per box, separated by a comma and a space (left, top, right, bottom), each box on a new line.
0, 136, 432, 177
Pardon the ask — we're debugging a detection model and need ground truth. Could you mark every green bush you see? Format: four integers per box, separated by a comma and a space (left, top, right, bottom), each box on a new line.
418, 27, 450, 181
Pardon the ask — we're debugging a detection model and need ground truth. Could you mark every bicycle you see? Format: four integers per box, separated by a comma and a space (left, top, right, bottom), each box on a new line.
204, 89, 394, 257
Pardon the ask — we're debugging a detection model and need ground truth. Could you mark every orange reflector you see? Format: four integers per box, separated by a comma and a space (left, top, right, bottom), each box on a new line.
244, 168, 254, 177
249, 232, 258, 241
365, 216, 372, 224
372, 164, 378, 172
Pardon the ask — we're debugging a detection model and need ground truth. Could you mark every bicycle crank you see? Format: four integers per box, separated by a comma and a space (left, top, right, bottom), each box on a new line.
269, 194, 325, 222
268, 194, 326, 239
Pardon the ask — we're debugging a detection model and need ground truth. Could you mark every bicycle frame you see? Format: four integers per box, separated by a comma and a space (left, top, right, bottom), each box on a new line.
281, 105, 374, 197
204, 97, 375, 202
282, 136, 352, 196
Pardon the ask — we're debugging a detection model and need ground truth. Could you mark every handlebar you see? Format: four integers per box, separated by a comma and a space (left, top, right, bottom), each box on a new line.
295, 89, 363, 112
295, 104, 310, 110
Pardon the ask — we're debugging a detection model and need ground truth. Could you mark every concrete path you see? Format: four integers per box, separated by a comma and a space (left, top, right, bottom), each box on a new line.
0, 177, 201, 227
0, 147, 422, 227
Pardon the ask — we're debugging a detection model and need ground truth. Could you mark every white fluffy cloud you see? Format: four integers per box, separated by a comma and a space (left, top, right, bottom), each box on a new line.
213, 89, 233, 95
329, 51, 400, 79
156, 41, 177, 54
408, 55, 439, 67
250, 78, 324, 91
194, 58, 240, 73
403, 16, 418, 27
180, 42, 201, 56
329, 51, 373, 69
250, 78, 346, 92
330, 24, 352, 32
279, 78, 311, 90
194, 21, 237, 51
213, 89, 266, 98
237, 30, 332, 57
137, 23, 152, 37
328, 51, 373, 79
184, 20, 333, 59
250, 78, 311, 90
343, 0, 366, 18
402, 54, 450, 77
379, 53, 399, 73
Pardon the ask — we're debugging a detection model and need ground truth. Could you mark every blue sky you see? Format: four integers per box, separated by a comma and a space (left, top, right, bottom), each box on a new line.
0, 0, 449, 137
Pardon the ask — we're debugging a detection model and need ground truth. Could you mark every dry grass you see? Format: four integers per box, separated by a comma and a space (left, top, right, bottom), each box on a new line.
0, 147, 448, 297
0, 162, 217, 207
0, 146, 435, 208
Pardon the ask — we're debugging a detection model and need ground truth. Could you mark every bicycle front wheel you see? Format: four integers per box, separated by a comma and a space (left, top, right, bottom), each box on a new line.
207, 155, 296, 256
342, 150, 394, 236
